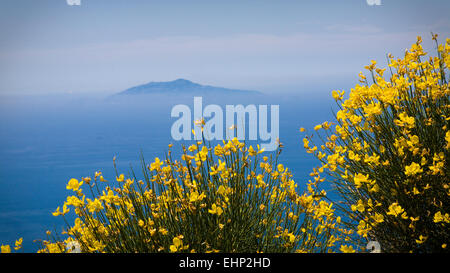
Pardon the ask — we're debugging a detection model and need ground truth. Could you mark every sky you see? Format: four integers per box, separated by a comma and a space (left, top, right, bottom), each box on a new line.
0, 0, 449, 95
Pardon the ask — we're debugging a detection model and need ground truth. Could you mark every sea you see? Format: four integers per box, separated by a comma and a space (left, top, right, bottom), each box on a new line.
0, 90, 338, 252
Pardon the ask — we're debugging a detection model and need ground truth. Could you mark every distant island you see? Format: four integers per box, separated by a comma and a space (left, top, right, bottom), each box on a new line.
116, 79, 262, 96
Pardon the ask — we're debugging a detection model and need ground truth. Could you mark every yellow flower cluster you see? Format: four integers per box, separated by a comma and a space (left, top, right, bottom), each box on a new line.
1, 238, 23, 253
30, 135, 349, 253
304, 35, 450, 253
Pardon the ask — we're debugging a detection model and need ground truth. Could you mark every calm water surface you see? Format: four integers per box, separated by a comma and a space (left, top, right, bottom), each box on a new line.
0, 92, 336, 252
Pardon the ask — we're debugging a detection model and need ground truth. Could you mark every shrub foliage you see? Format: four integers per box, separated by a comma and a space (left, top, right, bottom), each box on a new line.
39, 133, 346, 253
304, 35, 450, 253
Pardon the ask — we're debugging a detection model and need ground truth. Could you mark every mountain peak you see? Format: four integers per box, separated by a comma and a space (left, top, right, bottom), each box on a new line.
172, 78, 192, 83
117, 79, 261, 96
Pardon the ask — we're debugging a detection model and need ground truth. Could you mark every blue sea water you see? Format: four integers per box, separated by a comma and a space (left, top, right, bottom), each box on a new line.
0, 91, 336, 252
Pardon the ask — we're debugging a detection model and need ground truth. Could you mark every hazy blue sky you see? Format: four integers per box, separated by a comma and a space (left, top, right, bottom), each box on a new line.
0, 0, 449, 95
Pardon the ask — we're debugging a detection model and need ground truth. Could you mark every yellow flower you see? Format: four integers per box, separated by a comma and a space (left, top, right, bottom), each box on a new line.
353, 173, 369, 188
364, 101, 382, 117
14, 238, 23, 251
321, 121, 333, 130
188, 144, 197, 152
387, 202, 407, 219
348, 151, 361, 161
116, 174, 125, 182
373, 213, 384, 223
170, 237, 183, 252
351, 200, 365, 213
196, 146, 208, 162
303, 138, 310, 149
433, 211, 450, 223
189, 191, 205, 203
247, 145, 257, 156
1, 245, 11, 253
340, 245, 355, 253
415, 235, 427, 244
364, 154, 380, 166
52, 207, 62, 217
404, 162, 423, 176
169, 245, 177, 252
217, 185, 226, 195
394, 112, 415, 129
208, 204, 223, 216
194, 118, 205, 126
66, 178, 83, 191
214, 144, 225, 156
159, 228, 168, 235
288, 233, 296, 243
150, 158, 163, 171
66, 195, 84, 207
332, 90, 345, 101
52, 204, 70, 217
86, 198, 104, 213
45, 243, 63, 253
162, 165, 172, 174
82, 177, 91, 184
